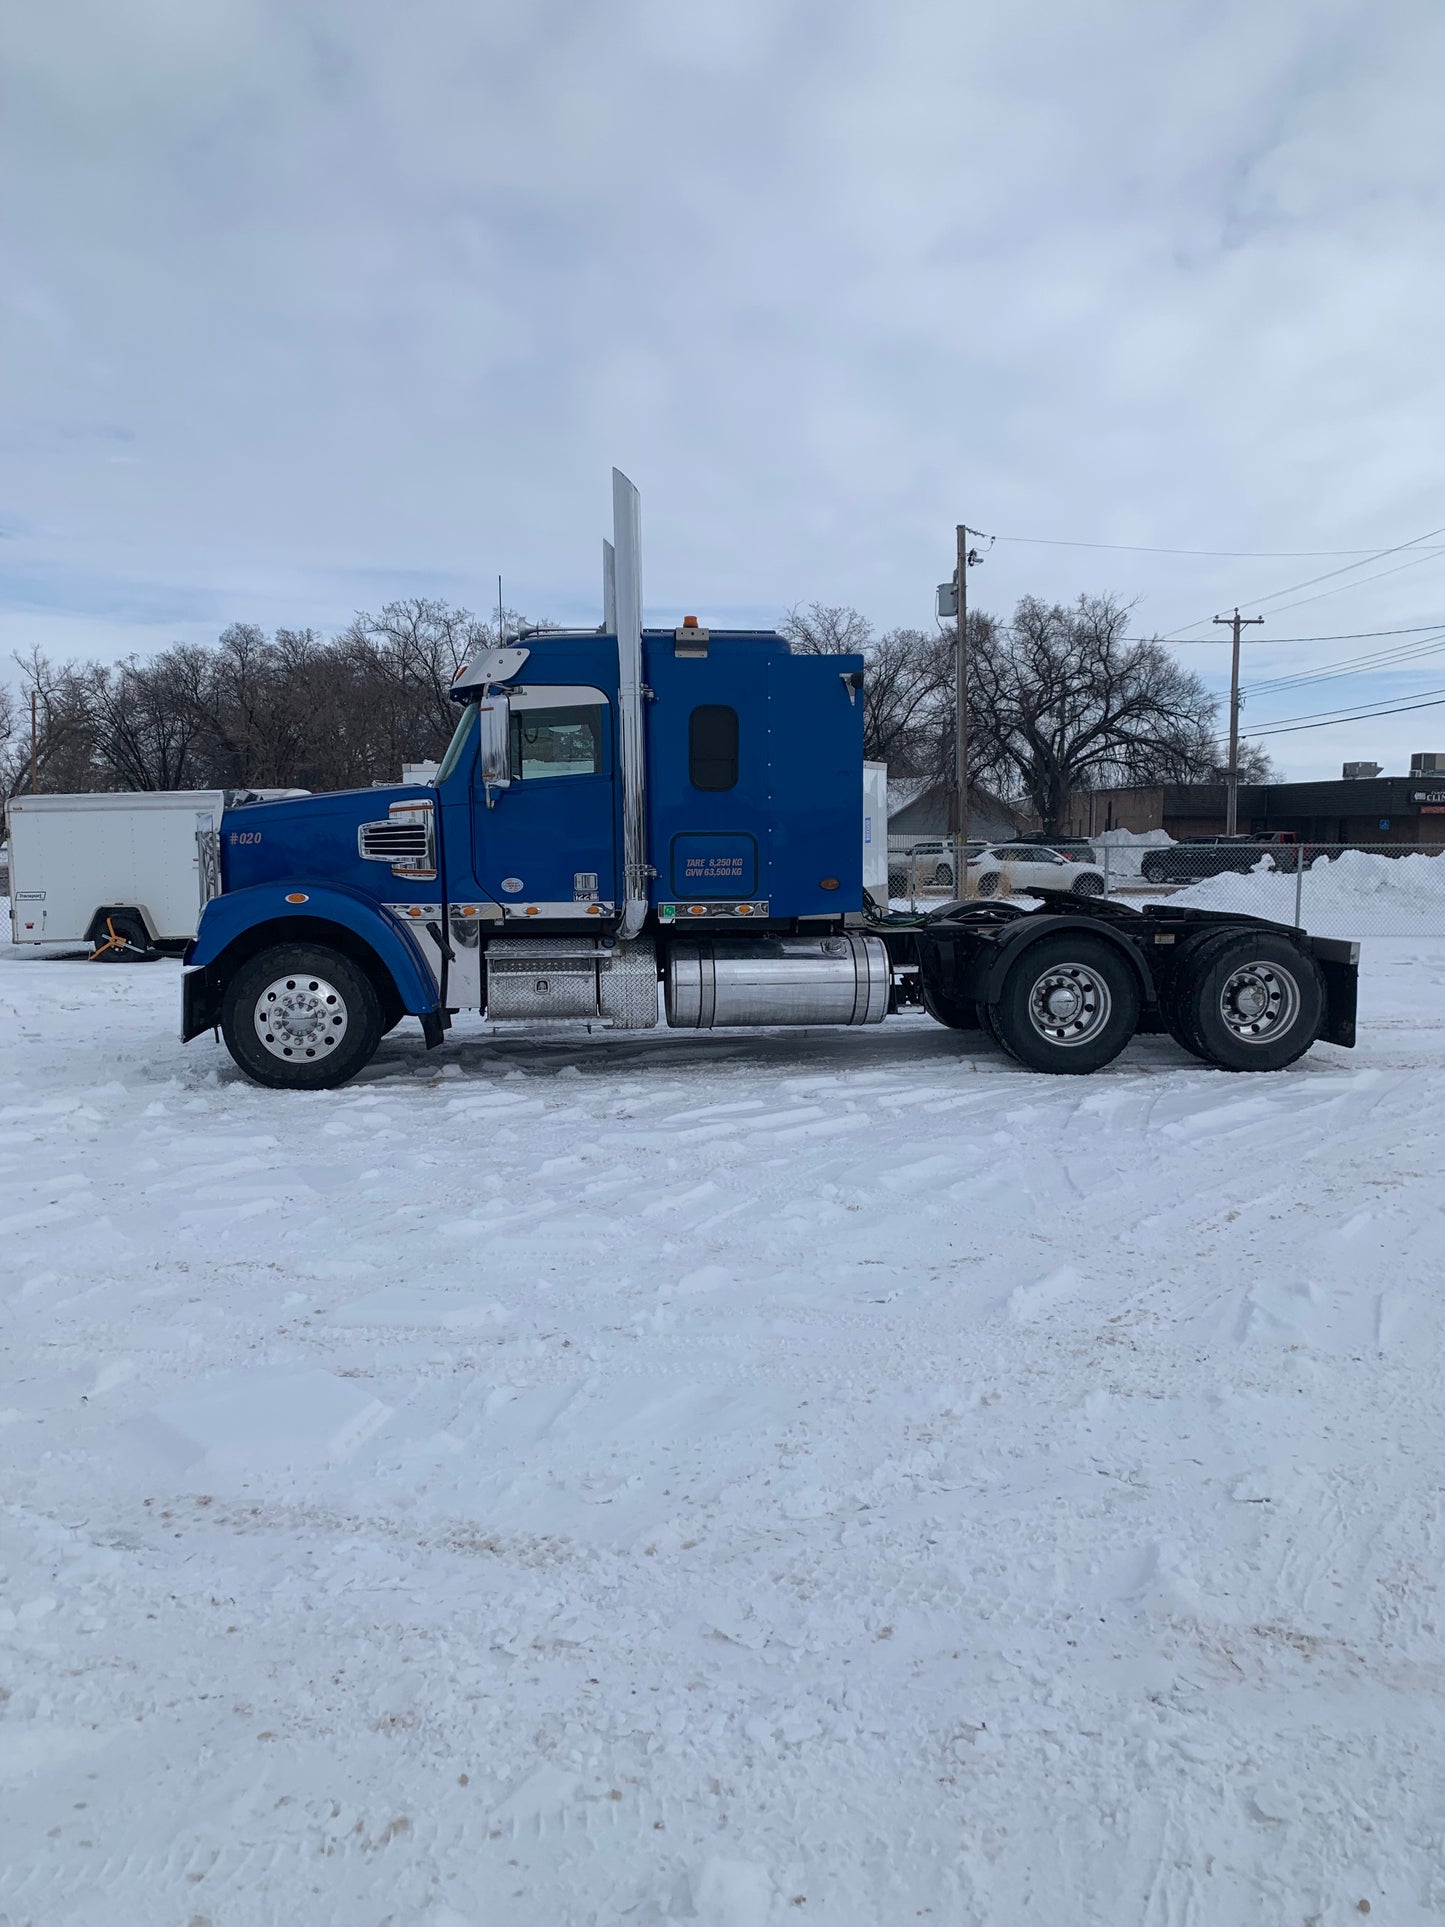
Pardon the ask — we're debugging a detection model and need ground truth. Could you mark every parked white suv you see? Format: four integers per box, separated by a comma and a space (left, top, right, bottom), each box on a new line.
968, 844, 1107, 898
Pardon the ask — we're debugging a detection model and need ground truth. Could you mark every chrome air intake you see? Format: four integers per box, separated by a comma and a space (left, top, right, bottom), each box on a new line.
665, 934, 889, 1030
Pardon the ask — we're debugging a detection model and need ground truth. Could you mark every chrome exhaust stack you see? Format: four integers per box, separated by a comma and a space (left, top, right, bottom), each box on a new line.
611, 469, 649, 940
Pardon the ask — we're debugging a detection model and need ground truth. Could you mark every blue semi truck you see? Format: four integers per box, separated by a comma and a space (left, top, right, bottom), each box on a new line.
181, 473, 1358, 1088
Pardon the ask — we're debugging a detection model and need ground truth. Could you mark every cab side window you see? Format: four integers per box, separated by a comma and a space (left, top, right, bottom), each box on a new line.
508, 705, 604, 780
689, 705, 738, 791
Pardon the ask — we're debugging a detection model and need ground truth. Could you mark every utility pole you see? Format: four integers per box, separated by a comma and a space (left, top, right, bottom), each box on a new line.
954, 522, 970, 862
939, 526, 985, 894
1213, 607, 1264, 834
29, 688, 38, 793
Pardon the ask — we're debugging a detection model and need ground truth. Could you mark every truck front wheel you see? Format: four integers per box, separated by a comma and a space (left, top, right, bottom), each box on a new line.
986, 934, 1141, 1074
220, 943, 384, 1090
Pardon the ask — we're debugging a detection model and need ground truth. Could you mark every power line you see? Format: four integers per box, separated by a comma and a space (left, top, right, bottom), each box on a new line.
991, 534, 1445, 560
1230, 623, 1445, 643
1243, 629, 1445, 696
1250, 549, 1445, 620
1162, 523, 1445, 639
1249, 681, 1445, 730
1249, 688, 1445, 739
1055, 622, 1445, 646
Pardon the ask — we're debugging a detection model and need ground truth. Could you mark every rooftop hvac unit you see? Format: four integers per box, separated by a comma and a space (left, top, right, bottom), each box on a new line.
1342, 761, 1382, 780
1410, 752, 1445, 775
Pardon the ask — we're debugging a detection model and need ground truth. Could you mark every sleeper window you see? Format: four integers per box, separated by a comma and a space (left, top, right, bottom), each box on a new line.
689, 705, 738, 792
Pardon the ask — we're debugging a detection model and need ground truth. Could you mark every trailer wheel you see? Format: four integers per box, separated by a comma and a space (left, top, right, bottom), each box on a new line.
1174, 931, 1324, 1072
987, 934, 1141, 1074
220, 943, 383, 1090
86, 909, 160, 963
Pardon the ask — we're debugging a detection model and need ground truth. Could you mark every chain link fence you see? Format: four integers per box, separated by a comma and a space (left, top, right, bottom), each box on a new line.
887, 834, 1445, 938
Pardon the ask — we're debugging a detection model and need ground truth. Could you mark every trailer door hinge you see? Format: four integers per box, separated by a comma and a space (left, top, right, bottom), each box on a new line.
642, 684, 657, 701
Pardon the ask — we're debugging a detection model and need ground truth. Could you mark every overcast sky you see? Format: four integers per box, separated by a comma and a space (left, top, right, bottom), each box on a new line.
5, 0, 1445, 780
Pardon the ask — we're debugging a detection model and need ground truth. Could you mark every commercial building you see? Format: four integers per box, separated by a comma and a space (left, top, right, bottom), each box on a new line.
1057, 766, 1445, 847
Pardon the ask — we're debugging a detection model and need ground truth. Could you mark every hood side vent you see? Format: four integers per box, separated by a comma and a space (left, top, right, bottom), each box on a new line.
359, 800, 436, 879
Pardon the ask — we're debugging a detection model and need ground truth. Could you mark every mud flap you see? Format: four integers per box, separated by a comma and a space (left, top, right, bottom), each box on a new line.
181, 965, 223, 1042
1310, 937, 1359, 1048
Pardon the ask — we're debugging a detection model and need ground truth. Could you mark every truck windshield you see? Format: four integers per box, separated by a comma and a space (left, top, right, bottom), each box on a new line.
436, 702, 477, 783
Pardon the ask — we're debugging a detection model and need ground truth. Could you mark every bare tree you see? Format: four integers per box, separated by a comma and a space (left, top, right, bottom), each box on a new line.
2, 600, 542, 801
1205, 739, 1277, 786
781, 603, 874, 658
6, 650, 101, 795
963, 594, 1222, 830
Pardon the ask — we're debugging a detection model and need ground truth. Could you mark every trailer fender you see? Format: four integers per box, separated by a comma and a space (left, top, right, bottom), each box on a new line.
959, 914, 1158, 1009
181, 883, 441, 1042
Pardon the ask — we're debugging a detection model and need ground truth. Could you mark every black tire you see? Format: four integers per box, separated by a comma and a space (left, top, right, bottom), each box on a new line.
975, 870, 1001, 898
921, 979, 979, 1031
87, 908, 160, 963
1156, 928, 1226, 1060
220, 943, 383, 1090
986, 934, 1142, 1075
932, 864, 953, 887
1173, 930, 1324, 1073
1070, 873, 1105, 897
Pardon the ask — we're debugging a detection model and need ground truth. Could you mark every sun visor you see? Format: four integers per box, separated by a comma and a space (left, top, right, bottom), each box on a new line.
450, 644, 531, 700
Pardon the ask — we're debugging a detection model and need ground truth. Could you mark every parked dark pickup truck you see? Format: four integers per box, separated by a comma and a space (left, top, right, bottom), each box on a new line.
1141, 831, 1307, 884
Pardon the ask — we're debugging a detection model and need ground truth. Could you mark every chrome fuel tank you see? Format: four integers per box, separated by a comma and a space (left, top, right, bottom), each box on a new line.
664, 934, 889, 1029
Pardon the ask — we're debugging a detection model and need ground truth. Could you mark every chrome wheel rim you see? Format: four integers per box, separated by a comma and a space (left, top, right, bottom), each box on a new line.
1219, 960, 1300, 1043
1026, 963, 1112, 1046
253, 973, 349, 1062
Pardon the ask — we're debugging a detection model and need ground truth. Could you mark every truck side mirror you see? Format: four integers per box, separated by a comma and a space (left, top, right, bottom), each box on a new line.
478, 697, 511, 807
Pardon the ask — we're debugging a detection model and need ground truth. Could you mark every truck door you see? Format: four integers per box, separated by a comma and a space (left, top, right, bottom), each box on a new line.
469, 686, 619, 915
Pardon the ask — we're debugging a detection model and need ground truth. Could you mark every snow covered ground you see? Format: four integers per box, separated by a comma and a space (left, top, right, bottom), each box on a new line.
4, 911, 1445, 1925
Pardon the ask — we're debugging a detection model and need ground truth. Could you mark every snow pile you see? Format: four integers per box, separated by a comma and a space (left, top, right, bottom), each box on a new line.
1167, 846, 1445, 935
1093, 826, 1173, 879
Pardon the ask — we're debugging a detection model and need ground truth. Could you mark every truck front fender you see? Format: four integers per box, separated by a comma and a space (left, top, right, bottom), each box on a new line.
181, 883, 441, 1041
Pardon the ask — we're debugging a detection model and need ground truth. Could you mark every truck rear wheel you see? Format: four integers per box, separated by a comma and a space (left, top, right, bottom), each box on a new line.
986, 934, 1141, 1074
921, 981, 979, 1031
220, 943, 383, 1090
1173, 930, 1323, 1072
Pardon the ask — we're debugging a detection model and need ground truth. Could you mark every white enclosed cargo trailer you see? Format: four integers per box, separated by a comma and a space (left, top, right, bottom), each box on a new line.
5, 790, 300, 956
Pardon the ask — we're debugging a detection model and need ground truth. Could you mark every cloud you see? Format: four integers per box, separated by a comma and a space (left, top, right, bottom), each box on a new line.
3, 0, 1444, 776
